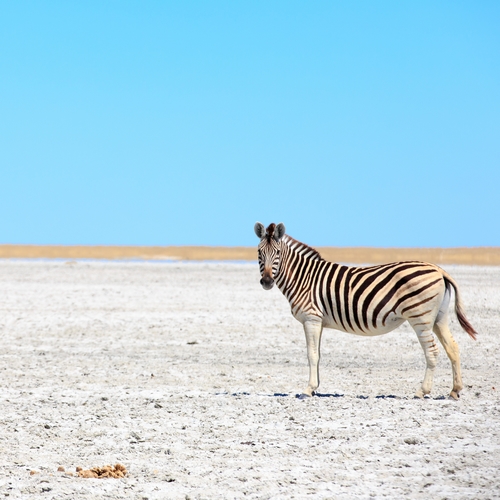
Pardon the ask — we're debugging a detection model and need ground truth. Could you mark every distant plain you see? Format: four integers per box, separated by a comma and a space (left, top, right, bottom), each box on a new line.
1, 245, 499, 265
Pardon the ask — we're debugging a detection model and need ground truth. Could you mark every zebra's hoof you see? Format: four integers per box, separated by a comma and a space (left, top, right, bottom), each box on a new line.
414, 389, 424, 399
449, 391, 460, 400
296, 393, 311, 400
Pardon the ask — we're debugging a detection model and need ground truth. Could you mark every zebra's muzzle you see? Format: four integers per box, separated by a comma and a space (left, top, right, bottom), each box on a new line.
260, 276, 274, 290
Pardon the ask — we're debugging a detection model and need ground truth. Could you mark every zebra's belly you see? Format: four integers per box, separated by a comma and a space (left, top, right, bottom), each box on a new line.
323, 316, 406, 337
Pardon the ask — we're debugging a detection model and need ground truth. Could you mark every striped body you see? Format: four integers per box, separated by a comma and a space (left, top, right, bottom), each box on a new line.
255, 222, 477, 399
275, 236, 450, 336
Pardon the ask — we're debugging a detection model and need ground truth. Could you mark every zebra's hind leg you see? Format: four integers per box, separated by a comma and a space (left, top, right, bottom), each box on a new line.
412, 326, 440, 399
301, 319, 323, 398
433, 287, 463, 400
433, 321, 463, 400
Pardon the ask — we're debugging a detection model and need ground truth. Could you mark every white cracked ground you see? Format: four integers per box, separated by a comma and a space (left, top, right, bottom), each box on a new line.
0, 260, 499, 499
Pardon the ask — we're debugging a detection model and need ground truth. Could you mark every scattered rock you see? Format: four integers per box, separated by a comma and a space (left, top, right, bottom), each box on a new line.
76, 464, 127, 479
130, 431, 144, 442
57, 466, 65, 472
404, 438, 420, 445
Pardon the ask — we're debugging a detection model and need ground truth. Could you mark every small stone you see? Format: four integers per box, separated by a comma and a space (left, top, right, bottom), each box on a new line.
404, 438, 420, 445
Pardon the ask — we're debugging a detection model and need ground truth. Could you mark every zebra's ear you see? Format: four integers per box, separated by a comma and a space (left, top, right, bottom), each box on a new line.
254, 222, 266, 239
274, 223, 286, 241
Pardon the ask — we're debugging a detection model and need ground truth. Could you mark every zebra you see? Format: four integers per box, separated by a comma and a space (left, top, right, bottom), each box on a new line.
254, 222, 477, 400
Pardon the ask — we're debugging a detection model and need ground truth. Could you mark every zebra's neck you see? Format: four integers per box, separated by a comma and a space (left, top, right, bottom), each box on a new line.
275, 235, 323, 301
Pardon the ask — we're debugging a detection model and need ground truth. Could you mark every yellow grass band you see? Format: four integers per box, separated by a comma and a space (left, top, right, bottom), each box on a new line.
0, 245, 499, 265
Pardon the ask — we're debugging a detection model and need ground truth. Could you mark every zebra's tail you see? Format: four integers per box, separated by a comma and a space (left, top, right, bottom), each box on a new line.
442, 271, 478, 340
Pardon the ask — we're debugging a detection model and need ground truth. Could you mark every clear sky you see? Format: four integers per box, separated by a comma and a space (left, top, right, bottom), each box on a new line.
1, 1, 499, 247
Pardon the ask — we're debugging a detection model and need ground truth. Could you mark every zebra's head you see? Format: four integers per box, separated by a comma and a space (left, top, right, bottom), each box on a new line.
254, 222, 286, 290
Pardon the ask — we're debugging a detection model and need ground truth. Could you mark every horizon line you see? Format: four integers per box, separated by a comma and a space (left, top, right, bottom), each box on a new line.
0, 244, 499, 266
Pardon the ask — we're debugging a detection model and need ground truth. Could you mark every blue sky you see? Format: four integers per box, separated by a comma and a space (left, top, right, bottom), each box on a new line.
1, 1, 499, 247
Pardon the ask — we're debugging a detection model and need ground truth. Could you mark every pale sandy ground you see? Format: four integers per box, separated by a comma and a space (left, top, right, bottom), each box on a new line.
0, 260, 499, 499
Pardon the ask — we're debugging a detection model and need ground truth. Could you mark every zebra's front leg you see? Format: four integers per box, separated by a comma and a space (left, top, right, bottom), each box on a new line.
301, 319, 323, 398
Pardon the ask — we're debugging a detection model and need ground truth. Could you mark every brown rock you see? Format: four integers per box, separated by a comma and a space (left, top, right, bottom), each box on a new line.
76, 464, 127, 479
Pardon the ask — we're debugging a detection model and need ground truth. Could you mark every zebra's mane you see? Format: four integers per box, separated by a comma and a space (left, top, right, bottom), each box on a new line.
283, 235, 323, 261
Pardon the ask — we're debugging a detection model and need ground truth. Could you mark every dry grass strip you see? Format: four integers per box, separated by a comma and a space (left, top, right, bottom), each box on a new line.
1, 245, 499, 265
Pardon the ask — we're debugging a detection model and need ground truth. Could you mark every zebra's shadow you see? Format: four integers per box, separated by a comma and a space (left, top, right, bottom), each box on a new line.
302, 392, 345, 398
298, 393, 448, 400
216, 391, 448, 400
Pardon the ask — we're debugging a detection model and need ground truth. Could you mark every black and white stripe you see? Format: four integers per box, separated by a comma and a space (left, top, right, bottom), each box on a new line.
254, 222, 477, 399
